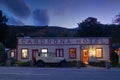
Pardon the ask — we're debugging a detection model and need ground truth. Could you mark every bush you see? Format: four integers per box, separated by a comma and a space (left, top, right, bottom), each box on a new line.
67, 61, 86, 67
89, 61, 106, 67
89, 62, 98, 66
8, 58, 16, 66
116, 63, 120, 67
16, 61, 30, 66
99, 61, 106, 67
110, 51, 119, 67
0, 62, 6, 66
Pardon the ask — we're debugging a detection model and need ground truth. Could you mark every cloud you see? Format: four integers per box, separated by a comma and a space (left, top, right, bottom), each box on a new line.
7, 17, 24, 26
32, 9, 49, 26
0, 0, 31, 18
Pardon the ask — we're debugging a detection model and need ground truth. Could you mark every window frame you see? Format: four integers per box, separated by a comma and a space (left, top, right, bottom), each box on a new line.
56, 49, 64, 57
21, 48, 29, 59
41, 48, 48, 57
41, 48, 48, 53
10, 51, 15, 58
95, 48, 103, 58
69, 48, 76, 59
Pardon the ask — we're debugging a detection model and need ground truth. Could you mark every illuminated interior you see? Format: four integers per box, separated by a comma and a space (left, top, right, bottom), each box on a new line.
96, 48, 102, 58
41, 49, 48, 53
21, 49, 28, 59
82, 50, 89, 64
89, 48, 102, 58
10, 51, 15, 58
41, 49, 48, 57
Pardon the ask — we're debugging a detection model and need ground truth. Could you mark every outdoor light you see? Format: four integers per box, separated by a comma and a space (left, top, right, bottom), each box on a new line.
89, 50, 96, 57
89, 48, 96, 57
89, 45, 96, 57
89, 52, 93, 57
92, 50, 96, 57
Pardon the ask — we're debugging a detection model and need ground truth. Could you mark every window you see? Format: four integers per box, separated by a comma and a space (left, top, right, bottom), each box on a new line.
41, 48, 48, 57
96, 48, 103, 58
56, 49, 64, 57
10, 51, 15, 58
21, 49, 29, 59
69, 48, 76, 59
41, 48, 48, 53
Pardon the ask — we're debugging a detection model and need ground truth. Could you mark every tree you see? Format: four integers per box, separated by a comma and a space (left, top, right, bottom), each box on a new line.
113, 13, 120, 25
0, 10, 8, 45
0, 42, 6, 64
76, 17, 107, 37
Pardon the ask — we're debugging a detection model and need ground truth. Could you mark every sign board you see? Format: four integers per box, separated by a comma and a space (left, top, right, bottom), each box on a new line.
18, 37, 110, 45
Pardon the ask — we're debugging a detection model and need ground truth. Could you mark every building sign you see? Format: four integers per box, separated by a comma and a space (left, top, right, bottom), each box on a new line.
17, 37, 110, 45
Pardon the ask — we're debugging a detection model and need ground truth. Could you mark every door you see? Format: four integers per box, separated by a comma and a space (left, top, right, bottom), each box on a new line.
82, 49, 89, 64
32, 49, 38, 60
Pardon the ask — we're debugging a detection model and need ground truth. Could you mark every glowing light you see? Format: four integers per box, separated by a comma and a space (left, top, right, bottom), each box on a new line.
89, 49, 96, 57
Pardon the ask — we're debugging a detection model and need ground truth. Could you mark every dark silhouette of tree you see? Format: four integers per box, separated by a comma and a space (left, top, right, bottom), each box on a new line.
0, 42, 6, 63
0, 10, 8, 45
113, 13, 120, 25
110, 46, 119, 67
76, 17, 108, 37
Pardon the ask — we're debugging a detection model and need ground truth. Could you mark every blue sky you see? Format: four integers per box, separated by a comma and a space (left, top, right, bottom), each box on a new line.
0, 0, 120, 28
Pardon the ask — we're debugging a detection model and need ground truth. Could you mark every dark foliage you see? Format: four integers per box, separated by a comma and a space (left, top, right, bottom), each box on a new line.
110, 49, 119, 67
76, 17, 111, 37
0, 10, 8, 45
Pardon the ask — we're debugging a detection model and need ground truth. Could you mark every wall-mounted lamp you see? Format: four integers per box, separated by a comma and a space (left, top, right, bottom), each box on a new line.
89, 50, 96, 57
89, 45, 96, 57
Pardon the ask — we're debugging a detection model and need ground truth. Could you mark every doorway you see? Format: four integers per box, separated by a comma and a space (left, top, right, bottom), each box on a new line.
82, 49, 89, 64
32, 49, 38, 60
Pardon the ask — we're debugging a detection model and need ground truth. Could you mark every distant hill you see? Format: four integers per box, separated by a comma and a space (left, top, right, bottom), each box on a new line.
8, 25, 76, 37
6, 25, 76, 48
5, 25, 120, 48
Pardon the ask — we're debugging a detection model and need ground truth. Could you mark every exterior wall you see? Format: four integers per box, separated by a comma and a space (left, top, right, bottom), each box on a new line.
17, 45, 81, 62
16, 37, 111, 62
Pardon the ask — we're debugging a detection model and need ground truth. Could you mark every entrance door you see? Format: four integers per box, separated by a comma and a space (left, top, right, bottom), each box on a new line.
32, 49, 38, 60
82, 50, 89, 64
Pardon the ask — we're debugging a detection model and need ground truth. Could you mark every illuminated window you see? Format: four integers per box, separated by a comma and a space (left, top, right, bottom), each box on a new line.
41, 48, 47, 53
41, 48, 48, 57
96, 48, 103, 58
10, 51, 15, 58
21, 49, 29, 59
69, 48, 76, 59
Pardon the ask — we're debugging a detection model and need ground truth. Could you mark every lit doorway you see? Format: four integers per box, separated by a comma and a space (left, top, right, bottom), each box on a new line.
82, 49, 89, 64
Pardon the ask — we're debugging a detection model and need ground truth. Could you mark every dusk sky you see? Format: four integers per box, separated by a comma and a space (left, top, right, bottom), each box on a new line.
0, 0, 120, 28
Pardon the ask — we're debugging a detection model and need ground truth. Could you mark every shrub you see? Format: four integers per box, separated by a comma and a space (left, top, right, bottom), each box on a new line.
89, 62, 98, 66
8, 58, 16, 66
99, 61, 106, 67
16, 61, 30, 66
116, 63, 120, 67
67, 61, 86, 67
0, 62, 6, 66
89, 61, 106, 67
